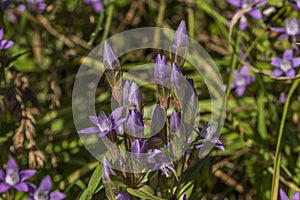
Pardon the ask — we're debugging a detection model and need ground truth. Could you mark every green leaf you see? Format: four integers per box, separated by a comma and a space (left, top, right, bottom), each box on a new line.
127, 185, 167, 200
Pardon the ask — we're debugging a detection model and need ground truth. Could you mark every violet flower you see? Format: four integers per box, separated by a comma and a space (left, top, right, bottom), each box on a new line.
154, 54, 171, 87
123, 81, 143, 111
125, 109, 144, 137
270, 18, 300, 40
279, 92, 287, 104
170, 62, 186, 94
83, 0, 103, 13
289, 0, 300, 10
103, 40, 120, 70
228, 0, 266, 30
230, 66, 255, 96
279, 188, 300, 200
0, 28, 14, 50
27, 175, 66, 200
0, 158, 36, 193
147, 149, 175, 177
131, 139, 148, 155
173, 20, 189, 49
115, 191, 132, 200
102, 157, 116, 182
0, 0, 12, 10
195, 123, 224, 151
170, 110, 182, 135
26, 0, 47, 13
183, 194, 188, 200
78, 107, 125, 137
271, 49, 300, 77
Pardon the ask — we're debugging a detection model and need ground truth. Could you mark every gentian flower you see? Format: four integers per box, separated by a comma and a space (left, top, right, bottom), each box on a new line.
123, 81, 143, 111
154, 54, 171, 87
0, 28, 14, 50
83, 0, 103, 13
170, 63, 186, 94
131, 139, 148, 155
170, 110, 182, 135
270, 18, 300, 40
271, 49, 300, 77
125, 109, 144, 137
102, 157, 116, 182
27, 175, 66, 200
230, 66, 255, 96
147, 149, 175, 177
195, 123, 224, 151
103, 40, 120, 70
228, 0, 266, 30
288, 0, 300, 10
173, 20, 189, 49
78, 107, 125, 137
279, 188, 300, 200
0, 158, 36, 193
115, 191, 132, 200
0, 0, 12, 10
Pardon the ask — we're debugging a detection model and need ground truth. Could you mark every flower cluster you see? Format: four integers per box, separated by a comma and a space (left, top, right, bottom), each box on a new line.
79, 20, 224, 200
0, 158, 66, 199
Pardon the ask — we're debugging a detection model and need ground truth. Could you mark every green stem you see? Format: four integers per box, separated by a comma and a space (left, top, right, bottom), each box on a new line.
101, 4, 114, 41
271, 79, 300, 200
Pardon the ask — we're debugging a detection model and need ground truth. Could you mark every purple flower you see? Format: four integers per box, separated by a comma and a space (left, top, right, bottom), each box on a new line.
288, 0, 300, 10
78, 107, 125, 137
195, 123, 224, 151
123, 81, 143, 111
125, 109, 144, 137
230, 66, 255, 96
0, 158, 36, 193
0, 28, 14, 50
147, 149, 175, 177
102, 157, 116, 182
279, 188, 300, 200
1, 0, 12, 10
279, 92, 287, 104
170, 63, 185, 90
27, 175, 66, 200
183, 194, 188, 200
131, 139, 148, 154
26, 0, 47, 13
115, 191, 132, 200
154, 54, 171, 86
103, 40, 120, 69
271, 50, 300, 77
170, 110, 182, 134
270, 18, 300, 40
173, 20, 189, 49
83, 0, 103, 13
228, 0, 266, 30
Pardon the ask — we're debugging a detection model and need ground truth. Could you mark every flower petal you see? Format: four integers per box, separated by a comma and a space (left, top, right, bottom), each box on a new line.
50, 192, 67, 200
283, 50, 293, 60
78, 126, 99, 134
92, 2, 103, 13
240, 66, 249, 76
0, 28, 3, 40
292, 192, 300, 200
0, 183, 10, 193
14, 182, 29, 192
89, 116, 99, 126
110, 106, 123, 121
239, 20, 247, 31
0, 169, 5, 180
7, 158, 18, 172
39, 175, 52, 191
271, 58, 282, 67
236, 86, 246, 96
270, 27, 286, 33
272, 69, 283, 77
0, 40, 14, 50
285, 69, 296, 77
227, 0, 241, 7
278, 33, 288, 40
292, 57, 300, 67
249, 9, 262, 19
19, 169, 36, 181
279, 188, 289, 200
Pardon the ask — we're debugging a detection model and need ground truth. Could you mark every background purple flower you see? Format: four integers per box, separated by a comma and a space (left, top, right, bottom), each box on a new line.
0, 28, 14, 50
83, 0, 103, 13
229, 66, 255, 96
228, 0, 266, 30
26, 0, 47, 13
1, 0, 12, 10
0, 158, 36, 193
28, 175, 66, 200
270, 18, 300, 40
288, 0, 300, 10
271, 49, 300, 77
279, 188, 300, 200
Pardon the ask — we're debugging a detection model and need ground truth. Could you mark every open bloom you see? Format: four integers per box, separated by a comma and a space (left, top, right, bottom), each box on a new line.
27, 175, 66, 200
289, 0, 300, 10
147, 149, 175, 177
195, 123, 224, 151
83, 0, 103, 13
270, 18, 300, 40
229, 66, 255, 96
279, 188, 300, 200
78, 107, 125, 137
271, 49, 300, 77
0, 158, 36, 193
0, 28, 14, 50
228, 0, 266, 30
